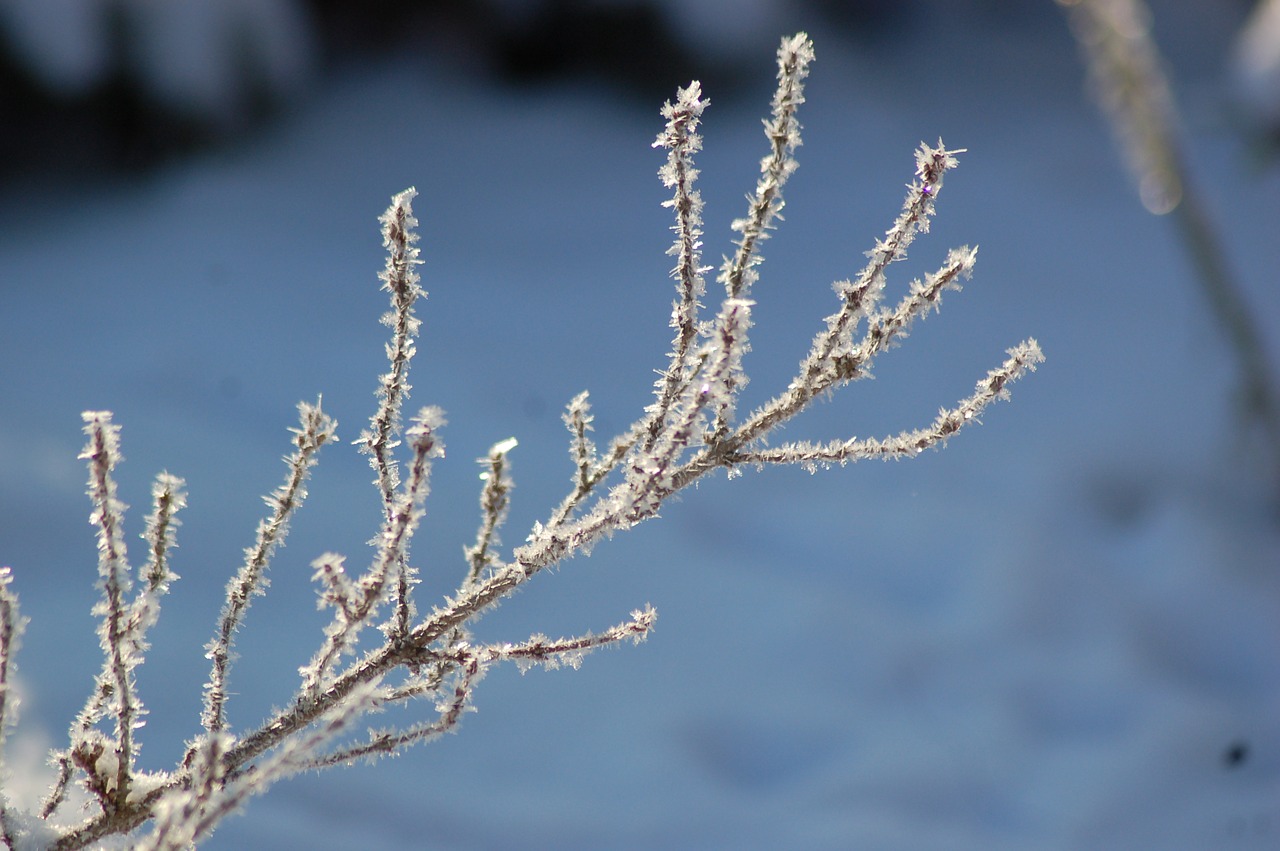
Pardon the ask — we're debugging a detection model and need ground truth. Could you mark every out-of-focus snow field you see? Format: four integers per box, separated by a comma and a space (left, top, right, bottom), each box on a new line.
1, 3, 1278, 849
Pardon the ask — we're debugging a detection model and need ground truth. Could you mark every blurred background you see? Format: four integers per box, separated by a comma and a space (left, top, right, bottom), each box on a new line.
2, 0, 1275, 183
1, 1, 1278, 848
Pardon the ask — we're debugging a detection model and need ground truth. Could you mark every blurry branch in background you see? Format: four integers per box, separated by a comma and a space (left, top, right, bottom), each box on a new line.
0, 33, 1041, 849
1057, 0, 1280, 502
1232, 0, 1280, 142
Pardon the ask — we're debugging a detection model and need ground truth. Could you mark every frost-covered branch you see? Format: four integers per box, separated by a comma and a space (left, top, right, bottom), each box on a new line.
720, 32, 812, 301
357, 187, 427, 640
648, 81, 710, 451
565, 392, 597, 481
302, 408, 444, 699
806, 142, 962, 390
80, 414, 141, 811
5, 32, 1042, 849
735, 341, 1044, 469
311, 605, 654, 770
495, 605, 657, 673
360, 187, 424, 504
202, 401, 335, 736
0, 567, 23, 850
464, 437, 518, 589
39, 428, 188, 829
135, 734, 229, 851
139, 474, 185, 597
304, 661, 481, 771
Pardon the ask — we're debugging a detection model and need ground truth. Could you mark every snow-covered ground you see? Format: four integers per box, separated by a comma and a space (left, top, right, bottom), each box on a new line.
1, 6, 1278, 850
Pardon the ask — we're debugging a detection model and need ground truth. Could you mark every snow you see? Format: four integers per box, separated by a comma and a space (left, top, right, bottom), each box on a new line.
1, 8, 1278, 850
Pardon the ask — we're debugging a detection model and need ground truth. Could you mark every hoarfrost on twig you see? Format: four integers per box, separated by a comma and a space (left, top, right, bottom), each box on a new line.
0, 32, 1041, 850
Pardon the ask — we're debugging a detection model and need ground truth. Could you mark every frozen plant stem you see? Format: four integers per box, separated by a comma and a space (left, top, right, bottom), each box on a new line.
359, 190, 427, 639
0, 33, 1041, 850
202, 401, 335, 738
0, 569, 23, 849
